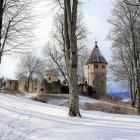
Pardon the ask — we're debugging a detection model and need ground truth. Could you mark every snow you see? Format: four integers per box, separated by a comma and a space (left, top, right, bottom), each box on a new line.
0, 92, 140, 140
40, 94, 99, 109
122, 98, 131, 103
47, 98, 68, 106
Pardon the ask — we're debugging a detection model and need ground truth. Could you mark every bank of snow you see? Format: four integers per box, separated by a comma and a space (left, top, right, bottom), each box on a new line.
32, 93, 99, 109
0, 92, 140, 140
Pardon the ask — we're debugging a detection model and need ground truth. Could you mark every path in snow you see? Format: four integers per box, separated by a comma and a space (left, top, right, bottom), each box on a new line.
0, 93, 140, 140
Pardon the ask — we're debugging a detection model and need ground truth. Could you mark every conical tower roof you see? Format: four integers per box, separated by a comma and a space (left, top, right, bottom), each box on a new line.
86, 42, 108, 65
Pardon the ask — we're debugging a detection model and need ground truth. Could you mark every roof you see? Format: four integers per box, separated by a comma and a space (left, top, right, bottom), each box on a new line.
44, 70, 59, 74
86, 42, 108, 65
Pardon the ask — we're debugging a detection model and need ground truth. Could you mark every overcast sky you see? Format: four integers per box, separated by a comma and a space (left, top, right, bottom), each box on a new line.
0, 0, 127, 92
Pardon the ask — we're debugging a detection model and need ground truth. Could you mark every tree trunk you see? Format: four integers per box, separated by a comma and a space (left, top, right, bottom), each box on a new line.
64, 0, 70, 78
0, 0, 3, 63
64, 0, 81, 117
130, 84, 134, 107
69, 66, 80, 116
130, 19, 140, 113
137, 90, 140, 112
132, 89, 137, 107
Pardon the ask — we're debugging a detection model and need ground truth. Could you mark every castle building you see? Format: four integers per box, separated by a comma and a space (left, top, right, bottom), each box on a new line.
5, 70, 60, 94
43, 70, 59, 83
36, 70, 61, 94
86, 42, 108, 99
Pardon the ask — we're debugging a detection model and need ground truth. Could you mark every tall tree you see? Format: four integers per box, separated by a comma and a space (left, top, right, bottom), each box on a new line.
108, 0, 140, 110
0, 0, 35, 63
45, 0, 87, 116
64, 0, 81, 116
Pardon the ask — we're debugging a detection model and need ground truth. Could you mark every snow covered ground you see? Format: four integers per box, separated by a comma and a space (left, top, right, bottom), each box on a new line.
0, 92, 140, 140
46, 94, 99, 109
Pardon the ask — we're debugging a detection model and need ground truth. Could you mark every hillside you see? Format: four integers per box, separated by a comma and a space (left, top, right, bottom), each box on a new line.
107, 92, 131, 100
0, 92, 140, 140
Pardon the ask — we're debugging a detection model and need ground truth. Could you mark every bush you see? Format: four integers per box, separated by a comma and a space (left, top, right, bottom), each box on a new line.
32, 93, 68, 103
84, 101, 138, 115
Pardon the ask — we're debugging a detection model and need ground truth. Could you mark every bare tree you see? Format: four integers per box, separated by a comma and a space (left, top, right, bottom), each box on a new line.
49, 0, 81, 116
108, 0, 140, 110
43, 42, 68, 85
123, 0, 140, 6
16, 53, 45, 92
43, 41, 89, 86
63, 0, 81, 116
78, 46, 89, 84
51, 13, 88, 48
109, 39, 137, 106
0, 0, 36, 63
43, 12, 88, 85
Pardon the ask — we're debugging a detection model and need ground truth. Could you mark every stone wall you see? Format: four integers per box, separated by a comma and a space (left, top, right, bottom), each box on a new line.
38, 79, 61, 94
6, 78, 60, 94
18, 80, 26, 92
87, 63, 107, 99
6, 80, 18, 91
18, 80, 38, 93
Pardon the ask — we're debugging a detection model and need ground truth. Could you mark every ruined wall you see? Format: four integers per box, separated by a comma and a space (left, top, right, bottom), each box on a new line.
18, 80, 38, 93
18, 81, 26, 92
6, 80, 18, 91
37, 79, 61, 94
28, 81, 38, 93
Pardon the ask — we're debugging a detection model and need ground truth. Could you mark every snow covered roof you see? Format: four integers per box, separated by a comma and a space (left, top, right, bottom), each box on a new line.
86, 42, 108, 65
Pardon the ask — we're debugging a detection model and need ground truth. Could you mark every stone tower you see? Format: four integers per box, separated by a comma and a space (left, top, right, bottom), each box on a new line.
86, 42, 108, 99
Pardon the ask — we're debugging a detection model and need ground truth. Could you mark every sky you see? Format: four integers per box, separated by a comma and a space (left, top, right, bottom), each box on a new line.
0, 0, 127, 92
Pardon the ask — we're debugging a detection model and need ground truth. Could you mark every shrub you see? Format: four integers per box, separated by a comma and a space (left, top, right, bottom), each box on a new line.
84, 101, 138, 115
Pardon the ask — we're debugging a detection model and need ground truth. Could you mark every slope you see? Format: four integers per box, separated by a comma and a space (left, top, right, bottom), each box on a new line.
0, 92, 140, 140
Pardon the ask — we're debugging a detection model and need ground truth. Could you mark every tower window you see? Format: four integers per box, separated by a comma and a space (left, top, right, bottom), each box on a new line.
94, 64, 98, 69
102, 65, 105, 69
49, 77, 51, 80
93, 81, 95, 85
